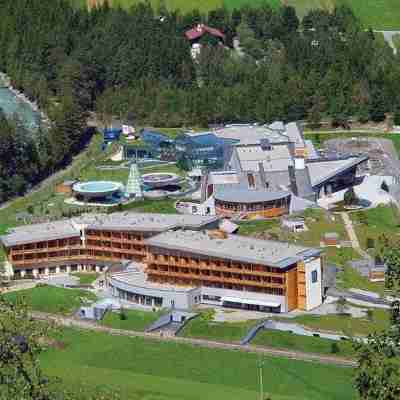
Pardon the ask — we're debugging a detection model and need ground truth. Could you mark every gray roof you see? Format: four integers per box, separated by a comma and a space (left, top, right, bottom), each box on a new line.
285, 122, 305, 148
235, 144, 293, 172
215, 125, 289, 144
84, 212, 219, 232
1, 220, 79, 247
145, 230, 321, 268
0, 212, 219, 247
307, 156, 368, 187
214, 189, 290, 203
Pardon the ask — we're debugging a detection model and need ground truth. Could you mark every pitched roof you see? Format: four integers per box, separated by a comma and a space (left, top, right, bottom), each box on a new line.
185, 24, 225, 41
307, 156, 368, 187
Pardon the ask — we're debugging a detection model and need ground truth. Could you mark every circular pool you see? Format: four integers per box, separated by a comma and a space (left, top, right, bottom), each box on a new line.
73, 181, 123, 199
142, 173, 182, 189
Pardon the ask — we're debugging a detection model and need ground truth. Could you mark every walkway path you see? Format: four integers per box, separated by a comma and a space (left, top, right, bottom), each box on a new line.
340, 212, 371, 260
30, 311, 357, 367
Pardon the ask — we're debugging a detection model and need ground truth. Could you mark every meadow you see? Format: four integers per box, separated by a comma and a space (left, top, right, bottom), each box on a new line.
40, 327, 357, 400
80, 0, 400, 29
101, 308, 163, 331
3, 285, 97, 315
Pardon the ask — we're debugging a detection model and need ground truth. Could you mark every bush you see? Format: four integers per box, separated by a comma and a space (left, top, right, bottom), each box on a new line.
119, 309, 127, 321
200, 309, 216, 322
381, 180, 389, 193
366, 237, 375, 250
331, 342, 340, 354
343, 187, 357, 205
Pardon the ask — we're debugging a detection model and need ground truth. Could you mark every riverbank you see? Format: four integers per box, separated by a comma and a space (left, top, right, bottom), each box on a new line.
0, 71, 49, 127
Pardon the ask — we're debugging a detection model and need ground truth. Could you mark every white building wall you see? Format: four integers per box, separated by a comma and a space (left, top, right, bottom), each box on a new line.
202, 286, 287, 312
304, 257, 322, 310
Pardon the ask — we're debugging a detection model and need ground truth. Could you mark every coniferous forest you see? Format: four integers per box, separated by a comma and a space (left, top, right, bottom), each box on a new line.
1, 0, 400, 201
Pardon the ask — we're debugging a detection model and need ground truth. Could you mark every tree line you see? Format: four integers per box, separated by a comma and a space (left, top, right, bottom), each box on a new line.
1, 0, 400, 201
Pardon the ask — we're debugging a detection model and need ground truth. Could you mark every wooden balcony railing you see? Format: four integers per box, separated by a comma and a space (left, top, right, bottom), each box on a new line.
148, 269, 286, 289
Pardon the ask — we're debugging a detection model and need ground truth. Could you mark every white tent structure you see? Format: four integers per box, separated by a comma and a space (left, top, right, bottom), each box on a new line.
125, 163, 143, 199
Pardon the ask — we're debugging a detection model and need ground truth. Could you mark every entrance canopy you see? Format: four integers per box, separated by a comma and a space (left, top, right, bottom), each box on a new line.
222, 296, 281, 308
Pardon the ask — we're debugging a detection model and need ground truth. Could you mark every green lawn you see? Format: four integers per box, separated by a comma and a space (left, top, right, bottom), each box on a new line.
180, 316, 257, 343
101, 309, 163, 331
280, 309, 390, 336
296, 209, 348, 247
0, 133, 110, 231
71, 272, 100, 285
252, 329, 356, 358
237, 219, 280, 236
79, 0, 400, 29
40, 328, 357, 400
351, 205, 400, 250
116, 198, 178, 213
2, 285, 97, 315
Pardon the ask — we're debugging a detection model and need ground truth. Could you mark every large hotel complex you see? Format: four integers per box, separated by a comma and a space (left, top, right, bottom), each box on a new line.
1, 212, 322, 313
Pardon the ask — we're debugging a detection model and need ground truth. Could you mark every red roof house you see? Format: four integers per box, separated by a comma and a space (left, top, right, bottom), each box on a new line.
185, 24, 225, 42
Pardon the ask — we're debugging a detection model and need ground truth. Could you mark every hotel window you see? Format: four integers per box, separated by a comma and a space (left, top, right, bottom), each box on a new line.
311, 270, 318, 283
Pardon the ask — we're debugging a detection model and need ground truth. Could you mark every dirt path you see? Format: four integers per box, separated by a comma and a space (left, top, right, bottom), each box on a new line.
31, 311, 357, 367
340, 212, 371, 260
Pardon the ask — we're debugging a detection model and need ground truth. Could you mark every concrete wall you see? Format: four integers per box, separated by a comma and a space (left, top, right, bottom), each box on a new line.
304, 257, 322, 310
109, 277, 201, 309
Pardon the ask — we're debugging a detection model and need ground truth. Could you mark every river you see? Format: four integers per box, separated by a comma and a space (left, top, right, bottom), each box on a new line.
0, 75, 41, 131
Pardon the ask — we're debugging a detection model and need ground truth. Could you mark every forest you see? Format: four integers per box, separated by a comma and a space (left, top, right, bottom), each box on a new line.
0, 0, 400, 202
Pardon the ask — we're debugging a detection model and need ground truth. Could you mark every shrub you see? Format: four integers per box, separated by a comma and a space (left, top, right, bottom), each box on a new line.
381, 180, 389, 193
343, 187, 357, 205
331, 342, 340, 354
119, 309, 127, 321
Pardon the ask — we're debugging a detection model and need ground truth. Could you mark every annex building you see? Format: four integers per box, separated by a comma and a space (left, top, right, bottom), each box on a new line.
201, 122, 368, 218
1, 212, 322, 313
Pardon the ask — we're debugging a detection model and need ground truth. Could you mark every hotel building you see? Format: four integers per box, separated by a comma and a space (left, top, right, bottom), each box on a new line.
1, 213, 322, 312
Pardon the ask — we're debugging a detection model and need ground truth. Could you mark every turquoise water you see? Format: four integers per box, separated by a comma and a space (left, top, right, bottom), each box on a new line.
75, 181, 121, 193
0, 85, 40, 131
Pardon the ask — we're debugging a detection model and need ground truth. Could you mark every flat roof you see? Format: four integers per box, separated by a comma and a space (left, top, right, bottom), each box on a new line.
1, 220, 79, 247
0, 213, 219, 247
214, 189, 290, 203
236, 144, 293, 172
84, 212, 219, 232
145, 230, 321, 268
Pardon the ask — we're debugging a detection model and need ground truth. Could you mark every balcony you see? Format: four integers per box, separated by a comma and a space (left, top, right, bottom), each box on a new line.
148, 269, 285, 289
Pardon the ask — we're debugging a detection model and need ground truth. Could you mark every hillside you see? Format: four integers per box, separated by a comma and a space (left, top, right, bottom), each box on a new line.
82, 0, 400, 29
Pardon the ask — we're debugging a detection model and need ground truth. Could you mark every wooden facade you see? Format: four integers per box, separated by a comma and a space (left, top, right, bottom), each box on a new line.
145, 247, 306, 311
214, 195, 290, 219
4, 228, 313, 312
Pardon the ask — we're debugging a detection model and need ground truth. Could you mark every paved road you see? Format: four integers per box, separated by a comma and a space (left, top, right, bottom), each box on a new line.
31, 311, 357, 367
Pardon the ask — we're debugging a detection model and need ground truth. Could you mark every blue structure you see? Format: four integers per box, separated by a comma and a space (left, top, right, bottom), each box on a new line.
175, 132, 226, 167
141, 129, 174, 148
103, 127, 122, 143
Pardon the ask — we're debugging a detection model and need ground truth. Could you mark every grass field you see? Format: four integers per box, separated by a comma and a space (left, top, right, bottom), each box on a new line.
252, 329, 356, 357
180, 316, 256, 342
40, 328, 357, 400
71, 272, 100, 285
101, 309, 163, 331
80, 0, 400, 29
279, 309, 390, 336
2, 285, 97, 315
351, 204, 400, 250
237, 219, 280, 236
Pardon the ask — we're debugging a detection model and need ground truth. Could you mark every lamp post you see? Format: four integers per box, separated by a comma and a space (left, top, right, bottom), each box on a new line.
258, 357, 264, 400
